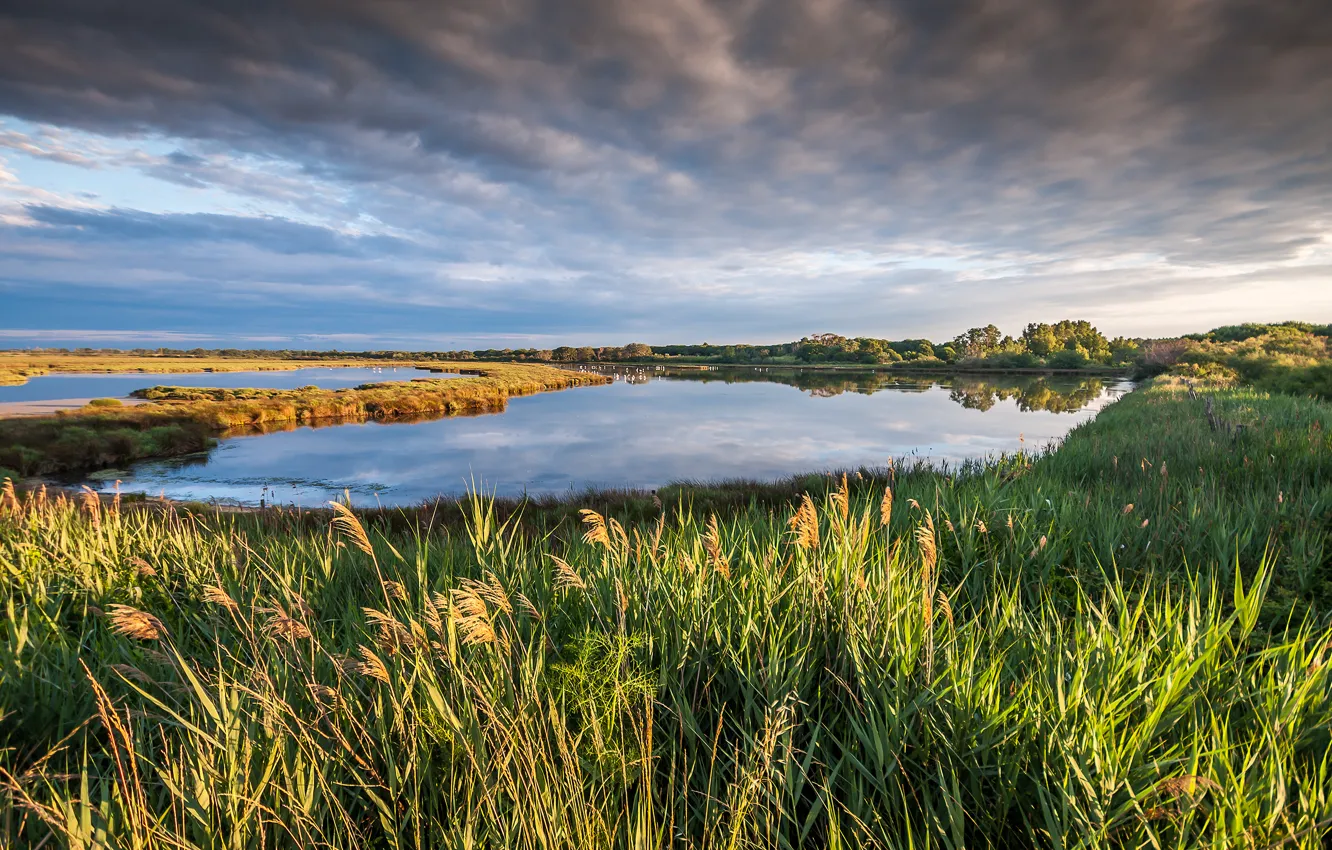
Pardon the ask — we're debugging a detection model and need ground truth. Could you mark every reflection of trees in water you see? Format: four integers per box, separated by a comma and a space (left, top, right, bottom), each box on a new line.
596, 366, 1109, 412
597, 366, 934, 396
214, 368, 1112, 434
947, 377, 1106, 413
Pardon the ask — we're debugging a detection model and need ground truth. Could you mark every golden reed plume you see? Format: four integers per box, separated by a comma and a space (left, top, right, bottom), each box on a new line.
704, 514, 730, 578
789, 495, 820, 550
107, 605, 165, 641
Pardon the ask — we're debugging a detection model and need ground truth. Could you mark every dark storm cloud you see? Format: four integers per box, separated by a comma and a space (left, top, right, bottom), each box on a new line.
0, 0, 1330, 343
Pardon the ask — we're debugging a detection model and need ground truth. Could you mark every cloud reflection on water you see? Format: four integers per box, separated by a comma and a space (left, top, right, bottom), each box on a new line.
96, 371, 1127, 506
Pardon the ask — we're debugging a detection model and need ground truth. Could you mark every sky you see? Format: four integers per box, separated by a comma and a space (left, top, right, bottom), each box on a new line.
1, 0, 1330, 349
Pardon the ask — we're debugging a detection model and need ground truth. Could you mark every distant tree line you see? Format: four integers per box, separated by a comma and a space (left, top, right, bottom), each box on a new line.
19, 320, 1329, 375
11, 321, 1130, 369
639, 320, 1140, 369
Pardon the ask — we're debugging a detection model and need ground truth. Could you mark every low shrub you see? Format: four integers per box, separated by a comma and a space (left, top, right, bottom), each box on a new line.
1046, 347, 1091, 369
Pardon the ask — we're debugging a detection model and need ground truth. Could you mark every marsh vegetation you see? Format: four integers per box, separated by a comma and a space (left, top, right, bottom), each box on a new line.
2, 376, 1331, 847
2, 324, 1332, 847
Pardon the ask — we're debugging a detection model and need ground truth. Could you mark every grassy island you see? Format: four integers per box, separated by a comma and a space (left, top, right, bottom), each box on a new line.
2, 375, 1331, 847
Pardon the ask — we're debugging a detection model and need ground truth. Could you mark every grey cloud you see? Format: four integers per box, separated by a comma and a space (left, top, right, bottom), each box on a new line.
0, 0, 1329, 342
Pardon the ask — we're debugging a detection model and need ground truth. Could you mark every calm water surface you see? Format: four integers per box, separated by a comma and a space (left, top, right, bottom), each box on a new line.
0, 366, 441, 403
89, 368, 1129, 506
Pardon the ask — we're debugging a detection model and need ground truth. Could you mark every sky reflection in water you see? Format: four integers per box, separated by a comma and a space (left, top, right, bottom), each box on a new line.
93, 370, 1129, 506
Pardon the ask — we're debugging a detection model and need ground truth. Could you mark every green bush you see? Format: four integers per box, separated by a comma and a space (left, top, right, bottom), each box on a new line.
963, 351, 1043, 369
144, 424, 212, 455
47, 426, 101, 469
0, 445, 43, 477
1176, 361, 1240, 383
85, 397, 122, 408
1046, 348, 1091, 369
1166, 327, 1331, 399
1260, 361, 1332, 400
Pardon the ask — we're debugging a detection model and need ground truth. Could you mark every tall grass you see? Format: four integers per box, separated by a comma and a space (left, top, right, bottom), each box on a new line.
1, 378, 1331, 848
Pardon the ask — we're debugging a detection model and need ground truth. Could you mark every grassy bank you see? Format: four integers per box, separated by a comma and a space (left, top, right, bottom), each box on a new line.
0, 365, 610, 479
0, 369, 38, 387
1167, 326, 1332, 400
2, 377, 1330, 847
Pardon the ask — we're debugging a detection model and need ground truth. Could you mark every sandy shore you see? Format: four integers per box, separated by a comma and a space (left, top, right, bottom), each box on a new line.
0, 397, 150, 418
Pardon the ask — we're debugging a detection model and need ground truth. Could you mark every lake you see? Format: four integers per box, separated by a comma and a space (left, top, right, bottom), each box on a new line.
83, 367, 1130, 507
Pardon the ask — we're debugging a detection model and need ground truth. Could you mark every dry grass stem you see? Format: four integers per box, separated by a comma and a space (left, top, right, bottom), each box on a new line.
329, 502, 375, 557
107, 605, 165, 641
202, 585, 240, 613
264, 611, 312, 641
703, 515, 730, 578
551, 554, 586, 591
580, 509, 611, 548
354, 646, 391, 683
789, 494, 820, 550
